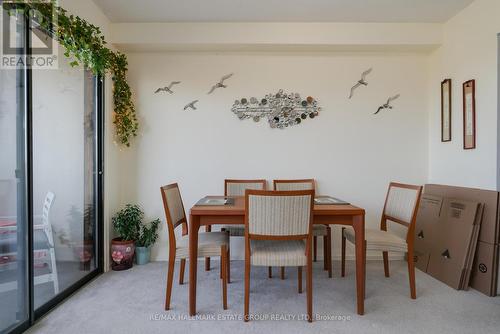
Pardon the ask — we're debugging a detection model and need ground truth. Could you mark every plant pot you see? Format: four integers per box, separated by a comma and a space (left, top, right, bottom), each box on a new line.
73, 240, 94, 271
111, 238, 135, 271
135, 246, 151, 265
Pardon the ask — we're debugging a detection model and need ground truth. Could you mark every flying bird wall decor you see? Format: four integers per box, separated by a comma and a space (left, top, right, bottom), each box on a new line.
231, 89, 321, 129
348, 68, 372, 99
374, 94, 400, 115
154, 81, 181, 94
208, 73, 233, 94
183, 100, 199, 111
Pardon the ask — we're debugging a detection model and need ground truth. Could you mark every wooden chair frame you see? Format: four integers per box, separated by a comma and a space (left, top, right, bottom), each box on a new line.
161, 183, 229, 310
244, 189, 315, 322
272, 179, 332, 278
341, 182, 422, 299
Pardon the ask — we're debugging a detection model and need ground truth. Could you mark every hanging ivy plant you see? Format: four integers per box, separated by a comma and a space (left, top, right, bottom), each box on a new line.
4, 0, 138, 146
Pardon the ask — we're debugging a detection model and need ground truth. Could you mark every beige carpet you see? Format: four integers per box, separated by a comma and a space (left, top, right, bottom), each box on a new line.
28, 260, 500, 334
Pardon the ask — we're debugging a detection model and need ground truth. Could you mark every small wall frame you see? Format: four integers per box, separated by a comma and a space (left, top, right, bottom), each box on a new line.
462, 79, 476, 150
441, 79, 452, 142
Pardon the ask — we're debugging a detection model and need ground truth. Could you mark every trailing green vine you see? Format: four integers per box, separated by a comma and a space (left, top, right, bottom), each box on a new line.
4, 0, 138, 146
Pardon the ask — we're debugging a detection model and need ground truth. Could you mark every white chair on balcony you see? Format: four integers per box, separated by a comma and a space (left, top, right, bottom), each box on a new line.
0, 191, 59, 294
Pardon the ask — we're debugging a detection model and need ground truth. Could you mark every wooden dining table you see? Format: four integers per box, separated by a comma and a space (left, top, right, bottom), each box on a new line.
188, 196, 366, 316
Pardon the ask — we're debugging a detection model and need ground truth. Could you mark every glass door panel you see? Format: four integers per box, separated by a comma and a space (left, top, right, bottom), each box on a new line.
31, 40, 98, 308
0, 12, 29, 334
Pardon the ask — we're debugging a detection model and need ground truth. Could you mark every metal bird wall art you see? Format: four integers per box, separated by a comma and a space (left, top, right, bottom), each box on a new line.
154, 81, 181, 94
348, 68, 372, 99
374, 94, 400, 115
183, 100, 199, 111
208, 73, 233, 94
231, 90, 321, 129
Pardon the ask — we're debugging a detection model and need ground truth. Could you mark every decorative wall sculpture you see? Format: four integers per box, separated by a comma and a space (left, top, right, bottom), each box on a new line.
348, 68, 372, 99
183, 100, 199, 111
208, 73, 234, 94
374, 94, 400, 115
231, 90, 321, 129
154, 81, 181, 94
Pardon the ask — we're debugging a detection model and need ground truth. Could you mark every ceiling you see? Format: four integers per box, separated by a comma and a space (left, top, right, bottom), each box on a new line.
92, 0, 474, 23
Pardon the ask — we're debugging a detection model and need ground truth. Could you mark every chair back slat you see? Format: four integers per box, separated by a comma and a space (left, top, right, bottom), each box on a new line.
273, 179, 315, 191
160, 184, 188, 244
42, 192, 55, 226
246, 190, 314, 237
225, 179, 266, 196
383, 183, 422, 226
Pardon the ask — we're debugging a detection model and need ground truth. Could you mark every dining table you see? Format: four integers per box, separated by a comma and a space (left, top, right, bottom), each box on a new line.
188, 195, 366, 316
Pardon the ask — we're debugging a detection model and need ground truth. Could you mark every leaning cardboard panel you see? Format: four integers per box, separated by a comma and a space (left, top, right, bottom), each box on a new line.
425, 184, 499, 295
461, 204, 484, 290
426, 198, 480, 290
470, 242, 499, 296
414, 194, 443, 273
424, 184, 499, 245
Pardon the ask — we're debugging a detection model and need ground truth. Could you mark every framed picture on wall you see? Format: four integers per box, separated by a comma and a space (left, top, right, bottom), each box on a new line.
463, 79, 476, 149
441, 79, 452, 142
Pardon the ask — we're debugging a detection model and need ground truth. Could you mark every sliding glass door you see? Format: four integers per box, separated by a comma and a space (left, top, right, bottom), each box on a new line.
31, 37, 100, 310
0, 10, 29, 333
0, 8, 103, 334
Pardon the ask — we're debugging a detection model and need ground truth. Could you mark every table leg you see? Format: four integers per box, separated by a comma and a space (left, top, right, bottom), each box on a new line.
352, 214, 365, 315
189, 215, 200, 316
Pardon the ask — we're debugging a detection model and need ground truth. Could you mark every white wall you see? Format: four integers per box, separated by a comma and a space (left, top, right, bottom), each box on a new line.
126, 52, 429, 260
428, 0, 500, 190
49, 0, 499, 263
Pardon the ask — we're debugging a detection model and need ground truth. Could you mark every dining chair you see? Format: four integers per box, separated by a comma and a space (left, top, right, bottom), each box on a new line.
0, 191, 59, 294
244, 189, 315, 322
341, 182, 422, 299
160, 183, 230, 310
204, 179, 266, 276
273, 179, 332, 278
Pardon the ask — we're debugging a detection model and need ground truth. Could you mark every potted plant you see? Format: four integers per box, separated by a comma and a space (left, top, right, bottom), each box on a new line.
135, 218, 160, 265
68, 205, 94, 271
111, 204, 142, 271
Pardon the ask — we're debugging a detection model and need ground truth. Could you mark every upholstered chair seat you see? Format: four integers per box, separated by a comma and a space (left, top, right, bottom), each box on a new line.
250, 240, 307, 267
343, 228, 407, 252
176, 232, 229, 259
